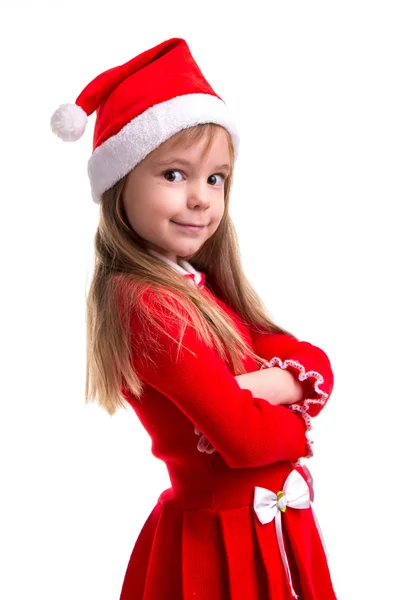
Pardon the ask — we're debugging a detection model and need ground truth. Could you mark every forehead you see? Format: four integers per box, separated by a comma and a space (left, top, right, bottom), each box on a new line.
149, 126, 230, 163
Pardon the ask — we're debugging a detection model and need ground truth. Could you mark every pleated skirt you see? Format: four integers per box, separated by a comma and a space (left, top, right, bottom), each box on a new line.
119, 497, 337, 600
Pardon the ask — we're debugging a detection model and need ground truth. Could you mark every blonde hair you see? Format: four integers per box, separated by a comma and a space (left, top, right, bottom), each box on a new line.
85, 123, 295, 415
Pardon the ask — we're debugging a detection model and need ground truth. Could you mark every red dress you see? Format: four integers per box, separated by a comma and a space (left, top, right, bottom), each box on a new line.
118, 255, 337, 600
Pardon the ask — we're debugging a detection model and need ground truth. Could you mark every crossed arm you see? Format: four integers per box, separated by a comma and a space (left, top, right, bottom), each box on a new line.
124, 284, 333, 464
241, 330, 335, 418
197, 362, 324, 457
227, 335, 334, 459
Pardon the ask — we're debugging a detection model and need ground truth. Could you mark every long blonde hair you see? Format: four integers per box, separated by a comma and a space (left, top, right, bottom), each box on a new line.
85, 123, 295, 415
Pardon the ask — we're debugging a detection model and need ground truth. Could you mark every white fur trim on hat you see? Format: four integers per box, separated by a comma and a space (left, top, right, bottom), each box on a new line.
88, 93, 240, 204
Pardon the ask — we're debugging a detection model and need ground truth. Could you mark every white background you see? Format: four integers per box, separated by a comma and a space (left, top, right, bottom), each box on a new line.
1, 1, 399, 598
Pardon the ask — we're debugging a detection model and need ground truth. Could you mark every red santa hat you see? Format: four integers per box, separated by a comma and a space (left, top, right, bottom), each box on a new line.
50, 37, 240, 204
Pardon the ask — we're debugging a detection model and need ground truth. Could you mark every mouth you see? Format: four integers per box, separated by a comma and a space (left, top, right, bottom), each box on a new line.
172, 221, 206, 230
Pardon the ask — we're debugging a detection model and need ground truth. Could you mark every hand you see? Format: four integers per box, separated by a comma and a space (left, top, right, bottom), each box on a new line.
235, 367, 303, 405
194, 427, 216, 454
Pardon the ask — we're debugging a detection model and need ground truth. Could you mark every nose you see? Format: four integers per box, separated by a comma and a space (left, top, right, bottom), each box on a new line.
187, 178, 211, 209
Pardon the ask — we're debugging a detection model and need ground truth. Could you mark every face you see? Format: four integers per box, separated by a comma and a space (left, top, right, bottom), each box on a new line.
122, 127, 231, 264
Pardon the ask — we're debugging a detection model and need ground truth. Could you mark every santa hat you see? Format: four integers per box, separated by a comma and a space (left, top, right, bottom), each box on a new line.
50, 37, 240, 204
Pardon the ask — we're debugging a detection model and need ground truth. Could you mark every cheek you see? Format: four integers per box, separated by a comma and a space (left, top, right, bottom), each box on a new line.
151, 192, 186, 223
123, 195, 150, 233
124, 183, 156, 221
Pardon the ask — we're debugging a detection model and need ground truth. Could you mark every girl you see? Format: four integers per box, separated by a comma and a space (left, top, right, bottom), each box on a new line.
51, 37, 337, 600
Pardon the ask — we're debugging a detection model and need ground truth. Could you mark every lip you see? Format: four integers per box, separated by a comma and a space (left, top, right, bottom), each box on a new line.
172, 221, 206, 231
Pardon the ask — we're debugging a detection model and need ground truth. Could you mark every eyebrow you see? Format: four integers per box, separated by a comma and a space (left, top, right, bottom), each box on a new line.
152, 157, 231, 171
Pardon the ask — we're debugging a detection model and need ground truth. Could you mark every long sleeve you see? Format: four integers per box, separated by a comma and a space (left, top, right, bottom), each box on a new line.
249, 329, 335, 458
126, 289, 309, 470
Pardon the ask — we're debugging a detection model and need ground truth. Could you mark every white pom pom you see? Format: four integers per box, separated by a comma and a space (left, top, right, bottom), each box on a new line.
50, 103, 88, 142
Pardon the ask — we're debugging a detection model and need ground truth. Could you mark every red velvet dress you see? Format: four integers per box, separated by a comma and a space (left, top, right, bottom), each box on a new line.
118, 254, 337, 600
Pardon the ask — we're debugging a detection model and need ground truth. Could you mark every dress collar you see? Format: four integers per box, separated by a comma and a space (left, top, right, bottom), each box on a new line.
147, 249, 206, 289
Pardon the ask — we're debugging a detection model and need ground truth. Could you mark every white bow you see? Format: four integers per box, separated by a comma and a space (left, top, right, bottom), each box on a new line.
254, 470, 311, 599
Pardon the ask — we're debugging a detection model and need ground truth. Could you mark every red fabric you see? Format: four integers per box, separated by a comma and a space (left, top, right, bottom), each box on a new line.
118, 282, 337, 599
74, 38, 220, 149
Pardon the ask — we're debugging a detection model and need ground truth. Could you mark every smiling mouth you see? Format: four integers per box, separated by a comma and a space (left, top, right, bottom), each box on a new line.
172, 221, 206, 228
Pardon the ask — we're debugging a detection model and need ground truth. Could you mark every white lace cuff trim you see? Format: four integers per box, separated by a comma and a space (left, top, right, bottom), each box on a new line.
260, 357, 329, 459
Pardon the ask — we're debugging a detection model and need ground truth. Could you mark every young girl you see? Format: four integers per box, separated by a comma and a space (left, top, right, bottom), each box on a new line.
51, 37, 337, 600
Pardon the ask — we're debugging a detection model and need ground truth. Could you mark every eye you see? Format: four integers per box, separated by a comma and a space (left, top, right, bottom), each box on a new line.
208, 173, 227, 186
163, 170, 184, 183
